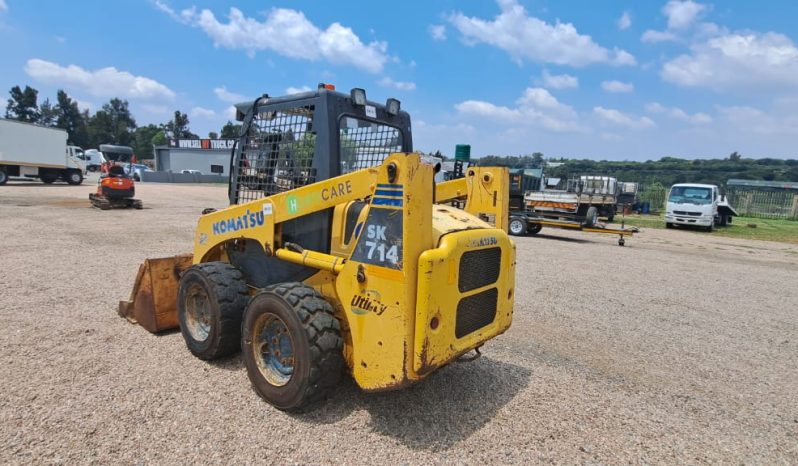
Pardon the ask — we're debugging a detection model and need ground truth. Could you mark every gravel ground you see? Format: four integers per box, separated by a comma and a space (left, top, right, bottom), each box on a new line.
1, 178, 797, 464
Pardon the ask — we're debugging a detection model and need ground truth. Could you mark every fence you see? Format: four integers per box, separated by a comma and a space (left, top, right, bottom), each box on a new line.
727, 189, 798, 220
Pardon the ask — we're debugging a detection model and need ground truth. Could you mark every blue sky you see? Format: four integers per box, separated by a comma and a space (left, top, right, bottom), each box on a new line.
2, 0, 798, 160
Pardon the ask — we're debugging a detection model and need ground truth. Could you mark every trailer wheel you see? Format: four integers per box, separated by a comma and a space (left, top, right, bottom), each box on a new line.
242, 283, 343, 412
583, 206, 598, 227
41, 173, 57, 184
177, 262, 249, 360
66, 169, 83, 185
508, 217, 527, 236
527, 223, 543, 235
0, 168, 7, 185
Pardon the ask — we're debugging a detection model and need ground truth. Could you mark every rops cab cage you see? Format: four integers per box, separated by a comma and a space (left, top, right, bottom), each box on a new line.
229, 85, 412, 205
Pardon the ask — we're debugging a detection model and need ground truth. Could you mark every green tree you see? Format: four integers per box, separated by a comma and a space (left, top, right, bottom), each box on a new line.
87, 98, 137, 147
220, 120, 242, 138
55, 90, 89, 147
208, 131, 218, 139
164, 110, 197, 139
5, 85, 40, 122
729, 151, 742, 162
39, 98, 57, 126
132, 124, 162, 159
151, 130, 167, 146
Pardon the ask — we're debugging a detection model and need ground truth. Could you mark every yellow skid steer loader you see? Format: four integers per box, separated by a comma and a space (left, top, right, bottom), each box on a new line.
120, 85, 515, 411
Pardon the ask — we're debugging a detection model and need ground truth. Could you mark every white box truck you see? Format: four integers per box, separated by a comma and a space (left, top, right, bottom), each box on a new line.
665, 183, 738, 231
0, 119, 85, 185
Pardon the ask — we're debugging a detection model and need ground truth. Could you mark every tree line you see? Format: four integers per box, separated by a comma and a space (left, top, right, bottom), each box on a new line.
4, 85, 242, 159
474, 152, 798, 186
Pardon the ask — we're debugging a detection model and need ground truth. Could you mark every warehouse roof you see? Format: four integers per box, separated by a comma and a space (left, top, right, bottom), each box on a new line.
727, 179, 798, 190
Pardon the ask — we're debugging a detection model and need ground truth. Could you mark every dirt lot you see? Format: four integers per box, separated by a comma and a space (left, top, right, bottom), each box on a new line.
1, 179, 797, 464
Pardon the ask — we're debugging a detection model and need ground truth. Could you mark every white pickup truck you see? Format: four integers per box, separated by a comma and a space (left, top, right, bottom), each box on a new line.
0, 119, 85, 185
665, 183, 738, 231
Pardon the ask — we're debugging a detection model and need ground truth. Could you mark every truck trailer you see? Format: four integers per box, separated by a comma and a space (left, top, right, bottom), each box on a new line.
0, 119, 85, 185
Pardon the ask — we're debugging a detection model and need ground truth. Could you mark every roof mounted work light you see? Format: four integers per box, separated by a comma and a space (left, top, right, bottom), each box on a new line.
350, 88, 367, 106
386, 98, 401, 116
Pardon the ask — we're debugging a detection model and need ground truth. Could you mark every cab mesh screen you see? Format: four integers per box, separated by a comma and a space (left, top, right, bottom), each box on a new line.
234, 106, 316, 204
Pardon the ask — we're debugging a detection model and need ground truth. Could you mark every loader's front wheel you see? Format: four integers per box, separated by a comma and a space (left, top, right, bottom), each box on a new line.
242, 283, 344, 412
177, 262, 249, 360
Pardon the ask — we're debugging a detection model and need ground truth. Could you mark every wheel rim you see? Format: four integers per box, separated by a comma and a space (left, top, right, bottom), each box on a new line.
509, 220, 524, 234
252, 313, 294, 387
70, 173, 81, 183
184, 283, 211, 342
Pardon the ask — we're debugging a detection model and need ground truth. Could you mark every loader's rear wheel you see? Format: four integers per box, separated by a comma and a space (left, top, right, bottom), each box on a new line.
177, 262, 249, 360
242, 283, 343, 412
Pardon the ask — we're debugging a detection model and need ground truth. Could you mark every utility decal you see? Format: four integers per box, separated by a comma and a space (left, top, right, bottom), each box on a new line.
351, 204, 403, 269
351, 290, 388, 316
211, 209, 264, 235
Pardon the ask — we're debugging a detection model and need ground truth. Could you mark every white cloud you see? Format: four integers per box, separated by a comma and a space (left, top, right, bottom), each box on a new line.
663, 1, 706, 30
25, 59, 175, 100
661, 32, 798, 91
140, 104, 170, 116
429, 24, 446, 41
456, 87, 581, 132
0, 0, 7, 12
601, 80, 634, 93
593, 106, 655, 129
539, 69, 579, 89
191, 106, 216, 118
378, 77, 416, 91
448, 0, 635, 67
285, 86, 312, 94
617, 12, 631, 31
717, 105, 798, 135
213, 86, 246, 103
225, 105, 238, 120
163, 6, 388, 73
645, 102, 712, 124
641, 30, 679, 43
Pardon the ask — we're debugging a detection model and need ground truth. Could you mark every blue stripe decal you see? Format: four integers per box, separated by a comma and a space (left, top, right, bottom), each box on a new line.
375, 189, 403, 197
377, 183, 403, 190
372, 198, 403, 207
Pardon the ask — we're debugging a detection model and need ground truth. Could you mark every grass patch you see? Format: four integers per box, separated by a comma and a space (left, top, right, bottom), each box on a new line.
615, 214, 798, 244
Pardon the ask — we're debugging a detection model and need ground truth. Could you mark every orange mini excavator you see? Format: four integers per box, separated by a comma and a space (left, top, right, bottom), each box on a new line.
89, 144, 143, 210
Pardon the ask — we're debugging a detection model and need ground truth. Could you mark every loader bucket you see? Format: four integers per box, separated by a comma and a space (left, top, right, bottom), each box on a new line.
118, 254, 193, 333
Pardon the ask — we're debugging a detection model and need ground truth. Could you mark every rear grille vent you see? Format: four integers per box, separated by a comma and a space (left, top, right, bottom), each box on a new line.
455, 288, 498, 338
458, 247, 501, 292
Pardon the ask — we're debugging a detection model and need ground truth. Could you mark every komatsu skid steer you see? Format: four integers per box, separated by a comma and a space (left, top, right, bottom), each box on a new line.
120, 85, 516, 411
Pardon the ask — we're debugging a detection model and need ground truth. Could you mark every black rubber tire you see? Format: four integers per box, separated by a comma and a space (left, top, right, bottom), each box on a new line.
0, 168, 8, 185
583, 206, 598, 227
508, 217, 527, 236
242, 283, 344, 412
177, 262, 249, 360
527, 223, 543, 235
607, 206, 616, 222
719, 215, 728, 226
665, 222, 674, 229
41, 174, 57, 184
706, 223, 714, 232
66, 169, 83, 185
